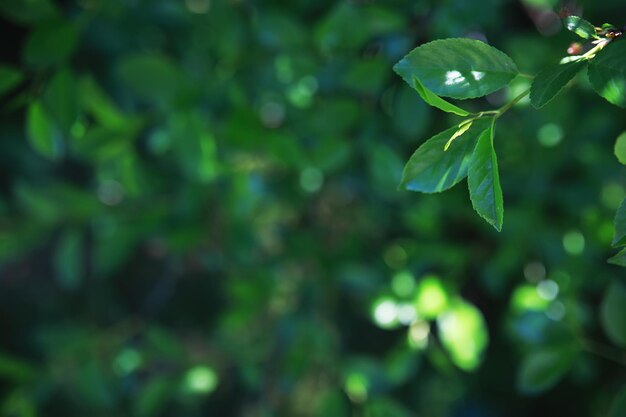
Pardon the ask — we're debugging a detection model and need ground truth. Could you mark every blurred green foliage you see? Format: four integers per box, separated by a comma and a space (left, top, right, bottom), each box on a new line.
0, 0, 625, 416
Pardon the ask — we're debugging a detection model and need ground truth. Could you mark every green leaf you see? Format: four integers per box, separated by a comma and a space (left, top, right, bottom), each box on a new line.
437, 299, 489, 371
26, 101, 62, 160
588, 40, 626, 108
53, 229, 83, 291
608, 248, 626, 267
23, 20, 78, 69
117, 53, 185, 104
517, 347, 576, 395
43, 68, 79, 133
0, 65, 23, 98
600, 281, 626, 347
394, 38, 518, 99
411, 76, 469, 116
614, 132, 626, 165
612, 198, 626, 246
445, 120, 473, 151
0, 0, 57, 25
564, 16, 598, 39
608, 387, 626, 417
468, 120, 503, 231
79, 76, 129, 130
530, 60, 587, 108
399, 118, 491, 193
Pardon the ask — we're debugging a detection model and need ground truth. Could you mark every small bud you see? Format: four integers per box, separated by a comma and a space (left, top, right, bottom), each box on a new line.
567, 42, 582, 55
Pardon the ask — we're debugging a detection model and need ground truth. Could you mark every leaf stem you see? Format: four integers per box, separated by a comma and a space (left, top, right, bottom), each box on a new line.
494, 88, 531, 119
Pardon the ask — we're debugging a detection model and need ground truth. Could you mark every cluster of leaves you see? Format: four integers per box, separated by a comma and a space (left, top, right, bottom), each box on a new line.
394, 15, 626, 239
0, 1, 625, 416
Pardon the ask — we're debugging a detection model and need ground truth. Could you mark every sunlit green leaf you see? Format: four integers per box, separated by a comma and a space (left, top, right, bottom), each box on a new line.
600, 281, 626, 347
26, 101, 62, 160
410, 76, 469, 116
564, 16, 598, 40
468, 120, 503, 231
0, 65, 23, 98
437, 299, 488, 371
530, 60, 587, 108
612, 198, 626, 246
517, 347, 576, 394
588, 40, 626, 108
400, 118, 491, 193
394, 38, 518, 99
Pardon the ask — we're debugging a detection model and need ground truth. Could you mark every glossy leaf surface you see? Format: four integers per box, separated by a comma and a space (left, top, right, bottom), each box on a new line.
530, 60, 587, 108
400, 118, 491, 193
468, 121, 503, 231
394, 38, 519, 99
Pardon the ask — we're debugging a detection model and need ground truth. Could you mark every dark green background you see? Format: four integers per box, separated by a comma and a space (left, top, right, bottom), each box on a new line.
0, 0, 625, 416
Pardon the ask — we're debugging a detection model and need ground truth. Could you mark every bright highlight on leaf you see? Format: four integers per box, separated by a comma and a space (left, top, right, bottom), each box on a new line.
444, 120, 473, 151
588, 40, 626, 108
564, 16, 598, 40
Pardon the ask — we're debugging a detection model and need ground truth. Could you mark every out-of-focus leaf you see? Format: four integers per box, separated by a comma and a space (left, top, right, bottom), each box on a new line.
400, 117, 491, 193
53, 228, 83, 291
393, 86, 431, 138
608, 386, 626, 417
600, 281, 626, 347
612, 198, 626, 246
117, 53, 186, 104
78, 77, 129, 129
0, 352, 37, 382
135, 378, 174, 417
23, 20, 78, 69
564, 16, 598, 39
0, 0, 57, 25
588, 40, 626, 108
26, 101, 62, 160
365, 398, 413, 417
410, 76, 469, 116
169, 112, 218, 183
468, 120, 503, 231
614, 131, 626, 165
43, 68, 79, 133
0, 65, 23, 98
530, 60, 587, 108
394, 38, 519, 99
437, 299, 489, 371
517, 347, 576, 394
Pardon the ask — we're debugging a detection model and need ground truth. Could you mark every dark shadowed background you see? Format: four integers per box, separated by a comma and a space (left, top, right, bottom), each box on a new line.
0, 0, 625, 416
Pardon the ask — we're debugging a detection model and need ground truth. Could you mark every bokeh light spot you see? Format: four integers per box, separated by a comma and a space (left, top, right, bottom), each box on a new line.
391, 270, 415, 298
537, 123, 563, 147
563, 230, 585, 255
184, 366, 218, 395
299, 167, 324, 193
